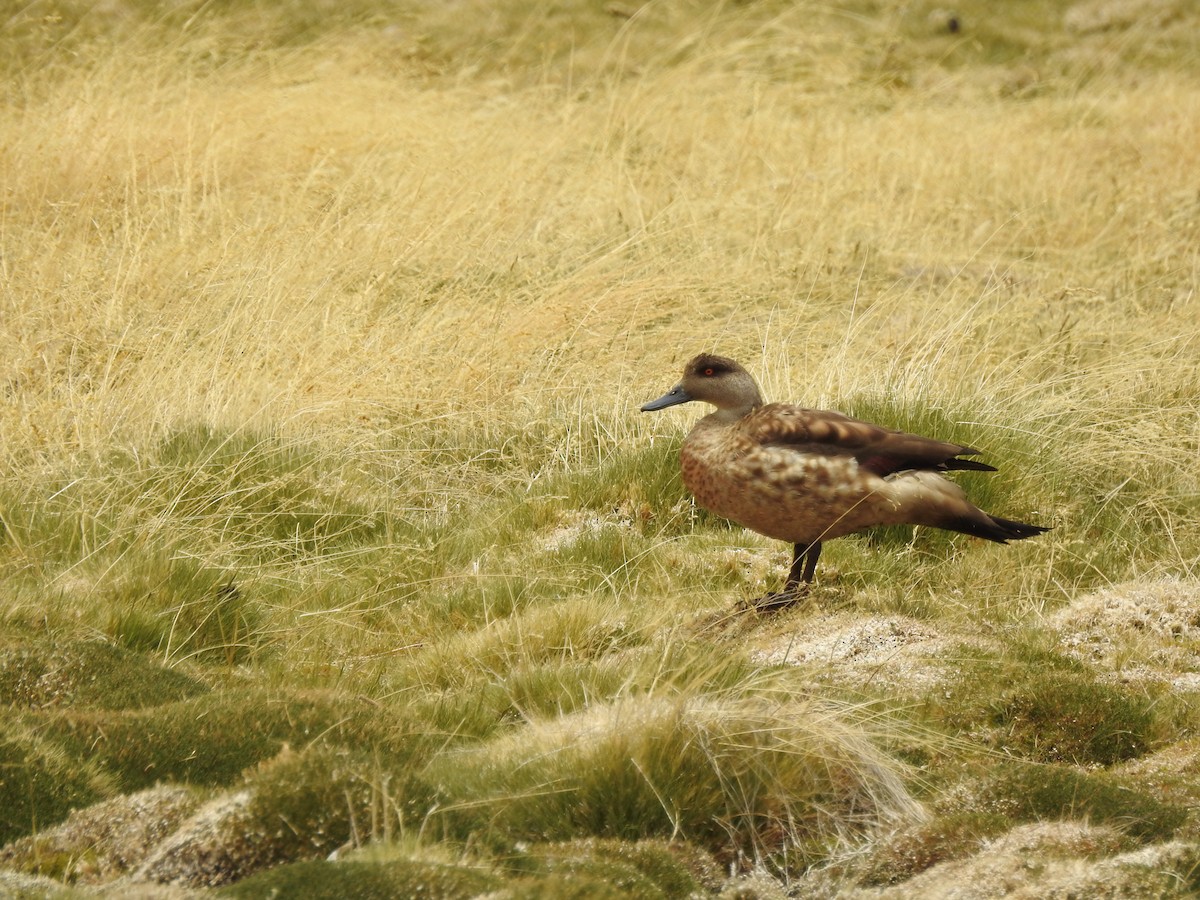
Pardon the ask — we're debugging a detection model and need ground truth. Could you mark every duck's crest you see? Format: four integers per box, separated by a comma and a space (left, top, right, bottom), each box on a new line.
686, 354, 743, 377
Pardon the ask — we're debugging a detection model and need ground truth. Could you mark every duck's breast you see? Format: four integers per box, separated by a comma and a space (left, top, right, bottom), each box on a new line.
680, 421, 900, 544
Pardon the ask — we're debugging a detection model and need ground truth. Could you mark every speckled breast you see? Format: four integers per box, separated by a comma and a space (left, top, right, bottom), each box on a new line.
680, 426, 897, 544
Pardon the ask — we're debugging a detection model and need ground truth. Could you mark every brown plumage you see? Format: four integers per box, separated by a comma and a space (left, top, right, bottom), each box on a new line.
640, 354, 1049, 608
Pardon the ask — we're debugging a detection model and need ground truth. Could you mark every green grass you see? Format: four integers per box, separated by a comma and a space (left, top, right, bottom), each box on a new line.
218, 856, 502, 900
971, 761, 1191, 843
0, 717, 115, 846
918, 639, 1186, 767
424, 690, 923, 871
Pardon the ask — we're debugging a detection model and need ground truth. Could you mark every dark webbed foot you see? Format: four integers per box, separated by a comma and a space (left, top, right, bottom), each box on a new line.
750, 587, 808, 612
732, 543, 822, 614
742, 542, 822, 612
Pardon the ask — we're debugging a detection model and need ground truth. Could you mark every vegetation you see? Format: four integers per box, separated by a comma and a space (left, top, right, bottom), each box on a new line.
1, 0, 1198, 895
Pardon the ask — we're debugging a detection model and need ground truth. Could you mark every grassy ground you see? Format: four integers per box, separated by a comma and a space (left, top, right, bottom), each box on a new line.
2, 0, 1199, 895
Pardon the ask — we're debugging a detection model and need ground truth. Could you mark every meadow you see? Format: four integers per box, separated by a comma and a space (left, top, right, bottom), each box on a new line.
1, 0, 1199, 895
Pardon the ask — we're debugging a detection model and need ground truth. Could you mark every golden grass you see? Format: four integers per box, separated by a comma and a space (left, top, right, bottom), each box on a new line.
3, 15, 1196, 459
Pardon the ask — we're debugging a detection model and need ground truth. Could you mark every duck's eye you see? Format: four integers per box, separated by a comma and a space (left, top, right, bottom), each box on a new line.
703, 367, 715, 376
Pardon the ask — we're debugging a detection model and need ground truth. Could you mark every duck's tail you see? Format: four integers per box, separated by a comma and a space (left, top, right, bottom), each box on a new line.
947, 513, 1051, 544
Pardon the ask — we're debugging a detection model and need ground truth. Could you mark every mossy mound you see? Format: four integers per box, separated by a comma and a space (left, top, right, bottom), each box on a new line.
508, 838, 719, 898
969, 762, 1188, 843
217, 856, 501, 899
927, 642, 1169, 766
219, 837, 718, 900
988, 674, 1161, 765
0, 785, 198, 884
825, 824, 1200, 899
0, 870, 77, 899
40, 687, 406, 791
0, 636, 207, 711
0, 717, 115, 845
857, 811, 1018, 886
135, 744, 440, 888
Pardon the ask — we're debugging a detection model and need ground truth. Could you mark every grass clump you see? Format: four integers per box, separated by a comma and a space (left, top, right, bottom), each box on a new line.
0, 718, 114, 845
147, 425, 396, 563
226, 744, 441, 884
970, 761, 1189, 843
395, 598, 647, 696
504, 838, 719, 898
857, 810, 1016, 886
99, 560, 264, 667
217, 856, 501, 900
926, 641, 1169, 766
428, 692, 922, 872
39, 688, 405, 792
988, 675, 1160, 766
0, 636, 206, 710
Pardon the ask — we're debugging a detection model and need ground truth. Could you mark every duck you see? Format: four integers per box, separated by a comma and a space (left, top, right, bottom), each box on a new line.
640, 353, 1049, 608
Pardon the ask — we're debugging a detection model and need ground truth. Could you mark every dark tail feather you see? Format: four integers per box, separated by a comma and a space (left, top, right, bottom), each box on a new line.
947, 514, 1051, 544
943, 457, 998, 473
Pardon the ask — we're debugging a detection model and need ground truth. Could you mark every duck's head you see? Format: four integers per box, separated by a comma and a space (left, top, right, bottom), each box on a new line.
640, 354, 764, 415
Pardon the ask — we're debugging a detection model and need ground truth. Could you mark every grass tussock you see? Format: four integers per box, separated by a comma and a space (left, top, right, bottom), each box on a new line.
429, 691, 923, 868
0, 717, 117, 846
2, 0, 1199, 895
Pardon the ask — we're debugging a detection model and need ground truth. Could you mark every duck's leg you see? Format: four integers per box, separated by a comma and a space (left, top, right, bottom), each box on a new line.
755, 542, 821, 611
795, 541, 822, 586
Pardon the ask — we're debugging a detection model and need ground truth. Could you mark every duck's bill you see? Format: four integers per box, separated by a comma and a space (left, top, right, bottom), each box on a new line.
640, 385, 693, 412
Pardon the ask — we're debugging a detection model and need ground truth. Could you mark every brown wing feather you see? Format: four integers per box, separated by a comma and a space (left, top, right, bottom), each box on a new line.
740, 404, 995, 477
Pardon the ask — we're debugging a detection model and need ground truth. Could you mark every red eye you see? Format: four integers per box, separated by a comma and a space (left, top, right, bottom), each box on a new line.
704, 367, 715, 376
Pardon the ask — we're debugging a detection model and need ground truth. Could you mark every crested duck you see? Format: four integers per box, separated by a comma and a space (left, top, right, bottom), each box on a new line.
641, 354, 1049, 608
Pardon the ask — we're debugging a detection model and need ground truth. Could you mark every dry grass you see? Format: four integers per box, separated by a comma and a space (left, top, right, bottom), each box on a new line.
4, 9, 1196, 449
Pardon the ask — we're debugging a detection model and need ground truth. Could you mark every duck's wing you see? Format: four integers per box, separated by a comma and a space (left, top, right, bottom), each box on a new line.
741, 403, 996, 477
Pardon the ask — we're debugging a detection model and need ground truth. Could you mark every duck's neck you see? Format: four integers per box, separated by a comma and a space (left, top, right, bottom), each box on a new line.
703, 403, 759, 425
